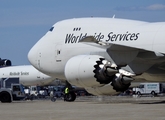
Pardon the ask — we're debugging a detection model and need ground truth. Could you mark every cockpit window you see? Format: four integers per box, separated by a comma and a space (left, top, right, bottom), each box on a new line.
49, 27, 54, 31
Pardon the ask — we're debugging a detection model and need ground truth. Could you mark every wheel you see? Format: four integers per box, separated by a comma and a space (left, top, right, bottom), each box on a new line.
30, 94, 36, 99
29, 95, 33, 101
0, 92, 12, 103
137, 91, 141, 97
151, 91, 155, 97
65, 92, 76, 102
51, 97, 56, 102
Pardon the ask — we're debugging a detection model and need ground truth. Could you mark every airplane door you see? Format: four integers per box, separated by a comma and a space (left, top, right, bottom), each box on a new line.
55, 44, 62, 62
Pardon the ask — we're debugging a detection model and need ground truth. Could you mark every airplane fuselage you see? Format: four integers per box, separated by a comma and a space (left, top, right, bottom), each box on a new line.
0, 65, 55, 86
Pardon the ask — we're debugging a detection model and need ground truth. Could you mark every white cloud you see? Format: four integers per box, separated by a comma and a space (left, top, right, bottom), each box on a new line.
146, 4, 165, 10
115, 4, 165, 11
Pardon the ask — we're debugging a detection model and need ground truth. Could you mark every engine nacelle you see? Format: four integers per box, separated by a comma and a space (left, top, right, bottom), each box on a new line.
65, 55, 118, 87
65, 55, 134, 93
65, 55, 103, 87
0, 59, 12, 67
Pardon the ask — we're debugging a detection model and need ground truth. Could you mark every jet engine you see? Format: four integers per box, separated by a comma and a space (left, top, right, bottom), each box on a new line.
65, 55, 117, 87
111, 73, 134, 92
65, 55, 134, 93
0, 59, 12, 67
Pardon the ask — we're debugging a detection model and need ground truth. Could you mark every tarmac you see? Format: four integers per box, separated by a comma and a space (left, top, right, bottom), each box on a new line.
0, 96, 165, 120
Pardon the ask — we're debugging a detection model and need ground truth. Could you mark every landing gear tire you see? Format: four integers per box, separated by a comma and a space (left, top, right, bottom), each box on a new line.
65, 92, 76, 102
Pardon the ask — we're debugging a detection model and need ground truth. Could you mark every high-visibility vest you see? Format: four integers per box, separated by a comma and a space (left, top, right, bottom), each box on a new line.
65, 87, 69, 94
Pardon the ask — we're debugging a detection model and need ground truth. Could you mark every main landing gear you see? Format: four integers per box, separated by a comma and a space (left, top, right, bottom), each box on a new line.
64, 81, 76, 102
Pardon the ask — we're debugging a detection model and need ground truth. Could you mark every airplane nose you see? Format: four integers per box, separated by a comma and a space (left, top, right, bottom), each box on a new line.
28, 45, 38, 67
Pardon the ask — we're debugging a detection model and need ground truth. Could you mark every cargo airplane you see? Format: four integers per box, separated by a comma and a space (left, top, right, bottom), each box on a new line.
0, 65, 55, 86
28, 17, 165, 101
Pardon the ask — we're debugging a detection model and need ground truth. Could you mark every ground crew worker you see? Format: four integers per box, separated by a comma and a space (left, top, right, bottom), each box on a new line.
64, 87, 69, 101
50, 90, 56, 102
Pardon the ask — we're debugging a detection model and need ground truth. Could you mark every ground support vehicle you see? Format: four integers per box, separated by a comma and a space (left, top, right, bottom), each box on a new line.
0, 79, 25, 103
133, 83, 164, 97
0, 78, 25, 103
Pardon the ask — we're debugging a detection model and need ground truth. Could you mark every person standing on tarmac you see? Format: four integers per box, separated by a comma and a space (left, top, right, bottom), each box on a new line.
64, 86, 69, 101
50, 90, 56, 102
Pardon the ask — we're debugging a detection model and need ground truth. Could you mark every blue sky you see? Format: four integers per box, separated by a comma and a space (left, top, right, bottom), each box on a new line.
0, 0, 165, 65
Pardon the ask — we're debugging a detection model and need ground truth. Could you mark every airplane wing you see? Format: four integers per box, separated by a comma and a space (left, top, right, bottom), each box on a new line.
79, 36, 163, 53
79, 36, 165, 67
78, 36, 165, 94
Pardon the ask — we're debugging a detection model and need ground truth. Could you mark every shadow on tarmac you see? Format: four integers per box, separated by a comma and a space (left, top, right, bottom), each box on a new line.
135, 100, 165, 104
